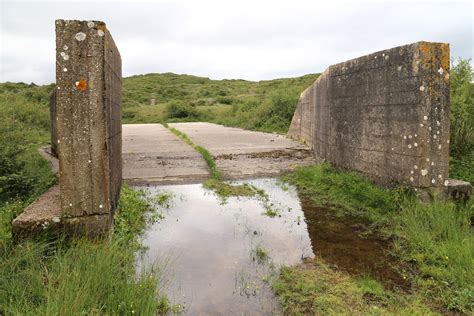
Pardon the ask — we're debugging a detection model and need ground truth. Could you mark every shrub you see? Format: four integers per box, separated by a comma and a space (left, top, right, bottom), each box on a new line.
166, 101, 198, 119
450, 58, 474, 158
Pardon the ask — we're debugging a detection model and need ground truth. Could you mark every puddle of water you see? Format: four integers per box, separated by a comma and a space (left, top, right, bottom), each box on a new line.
138, 178, 408, 314
301, 198, 410, 290
139, 179, 314, 315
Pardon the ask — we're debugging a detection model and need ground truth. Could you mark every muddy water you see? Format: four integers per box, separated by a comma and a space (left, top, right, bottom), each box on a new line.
140, 179, 313, 315
139, 178, 406, 315
301, 199, 409, 290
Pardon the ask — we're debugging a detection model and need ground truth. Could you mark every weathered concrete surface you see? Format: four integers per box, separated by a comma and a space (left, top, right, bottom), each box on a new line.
444, 179, 472, 202
289, 41, 453, 195
169, 122, 315, 179
12, 186, 111, 240
49, 90, 58, 157
55, 19, 122, 219
13, 20, 122, 239
37, 122, 312, 185
122, 124, 210, 184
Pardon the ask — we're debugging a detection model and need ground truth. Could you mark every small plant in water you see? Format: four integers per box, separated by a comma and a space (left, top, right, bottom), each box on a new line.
253, 246, 270, 264
263, 206, 279, 218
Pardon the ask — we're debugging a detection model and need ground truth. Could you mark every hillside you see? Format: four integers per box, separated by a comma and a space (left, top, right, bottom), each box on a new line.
122, 72, 320, 132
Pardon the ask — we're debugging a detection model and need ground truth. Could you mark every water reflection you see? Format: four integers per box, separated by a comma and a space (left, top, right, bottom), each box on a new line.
139, 178, 314, 315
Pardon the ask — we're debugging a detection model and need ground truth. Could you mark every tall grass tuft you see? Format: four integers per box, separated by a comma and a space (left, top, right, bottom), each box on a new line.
393, 199, 474, 312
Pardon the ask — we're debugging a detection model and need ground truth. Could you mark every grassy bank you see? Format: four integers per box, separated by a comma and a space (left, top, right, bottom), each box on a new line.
278, 163, 473, 314
0, 185, 174, 314
273, 259, 433, 315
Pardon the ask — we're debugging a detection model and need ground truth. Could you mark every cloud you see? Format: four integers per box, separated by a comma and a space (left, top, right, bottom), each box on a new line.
0, 0, 472, 84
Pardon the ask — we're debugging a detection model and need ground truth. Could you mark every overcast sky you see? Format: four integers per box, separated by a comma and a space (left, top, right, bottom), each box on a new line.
0, 0, 472, 84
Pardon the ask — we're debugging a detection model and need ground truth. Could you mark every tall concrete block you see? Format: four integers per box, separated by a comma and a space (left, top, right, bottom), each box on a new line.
289, 42, 452, 194
55, 20, 122, 221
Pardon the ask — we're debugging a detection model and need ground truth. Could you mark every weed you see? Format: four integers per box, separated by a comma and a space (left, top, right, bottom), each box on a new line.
253, 246, 269, 264
263, 206, 279, 218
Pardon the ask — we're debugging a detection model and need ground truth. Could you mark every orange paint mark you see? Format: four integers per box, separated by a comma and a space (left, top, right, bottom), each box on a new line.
76, 79, 87, 91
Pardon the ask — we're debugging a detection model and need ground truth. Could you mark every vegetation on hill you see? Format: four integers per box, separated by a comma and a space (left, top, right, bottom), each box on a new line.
449, 59, 474, 183
122, 72, 319, 133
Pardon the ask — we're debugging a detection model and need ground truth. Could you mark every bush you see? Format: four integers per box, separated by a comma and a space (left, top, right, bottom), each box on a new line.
166, 101, 198, 119
450, 58, 474, 158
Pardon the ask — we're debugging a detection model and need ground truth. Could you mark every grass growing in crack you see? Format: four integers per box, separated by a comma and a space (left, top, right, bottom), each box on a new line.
252, 246, 270, 264
280, 163, 474, 313
166, 124, 267, 201
0, 185, 176, 315
263, 206, 279, 218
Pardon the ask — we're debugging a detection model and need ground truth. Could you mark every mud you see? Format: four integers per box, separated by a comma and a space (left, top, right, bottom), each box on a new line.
301, 197, 410, 291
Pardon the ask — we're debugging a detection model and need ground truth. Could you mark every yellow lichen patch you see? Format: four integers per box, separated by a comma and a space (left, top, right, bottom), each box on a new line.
75, 79, 87, 91
440, 43, 450, 74
97, 23, 107, 32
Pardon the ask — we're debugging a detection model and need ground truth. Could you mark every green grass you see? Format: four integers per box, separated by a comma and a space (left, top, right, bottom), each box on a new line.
273, 259, 433, 316
0, 83, 57, 243
0, 185, 175, 315
253, 246, 270, 264
282, 163, 401, 225
280, 163, 474, 313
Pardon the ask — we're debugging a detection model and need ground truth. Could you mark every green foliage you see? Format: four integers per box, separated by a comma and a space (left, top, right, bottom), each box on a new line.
273, 262, 374, 315
122, 72, 319, 133
195, 146, 221, 180
449, 58, 474, 183
0, 83, 56, 243
450, 59, 474, 157
0, 185, 173, 315
0, 84, 55, 204
281, 163, 474, 313
253, 246, 269, 264
114, 184, 172, 245
167, 100, 199, 119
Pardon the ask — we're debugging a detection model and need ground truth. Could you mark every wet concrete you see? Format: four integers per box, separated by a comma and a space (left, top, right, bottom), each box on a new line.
169, 122, 315, 179
140, 179, 313, 315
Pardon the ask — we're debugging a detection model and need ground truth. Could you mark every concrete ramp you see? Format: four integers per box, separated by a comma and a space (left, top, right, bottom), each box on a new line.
122, 124, 209, 184
169, 122, 315, 179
